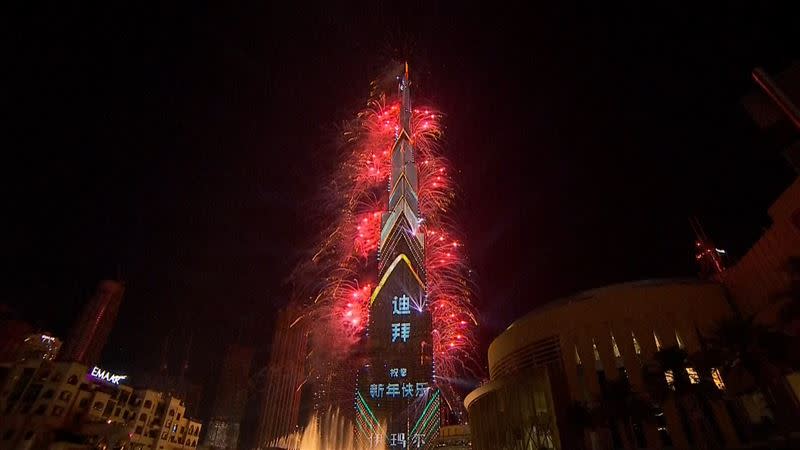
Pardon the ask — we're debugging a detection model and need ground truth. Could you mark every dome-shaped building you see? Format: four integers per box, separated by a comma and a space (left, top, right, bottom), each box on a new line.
466, 279, 742, 450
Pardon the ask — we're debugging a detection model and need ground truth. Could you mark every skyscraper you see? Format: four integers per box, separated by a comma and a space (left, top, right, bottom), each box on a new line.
61, 279, 125, 366
204, 344, 254, 450
254, 304, 307, 448
356, 66, 440, 450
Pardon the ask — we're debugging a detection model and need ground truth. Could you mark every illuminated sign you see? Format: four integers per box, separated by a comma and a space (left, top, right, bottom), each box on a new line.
392, 295, 411, 315
389, 367, 407, 378
391, 323, 411, 342
369, 382, 428, 399
389, 433, 426, 448
89, 366, 128, 385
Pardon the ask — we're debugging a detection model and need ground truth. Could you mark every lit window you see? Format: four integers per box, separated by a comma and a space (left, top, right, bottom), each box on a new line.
592, 338, 604, 370
574, 346, 582, 365
686, 367, 699, 384
675, 329, 685, 349
653, 331, 663, 351
711, 368, 726, 390
632, 332, 642, 355
611, 333, 621, 358
664, 370, 675, 389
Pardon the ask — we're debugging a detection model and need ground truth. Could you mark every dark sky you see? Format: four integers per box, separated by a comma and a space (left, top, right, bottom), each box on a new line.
6, 2, 798, 388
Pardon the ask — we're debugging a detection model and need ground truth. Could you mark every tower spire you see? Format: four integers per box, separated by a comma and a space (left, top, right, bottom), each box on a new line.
400, 62, 411, 135
377, 63, 423, 279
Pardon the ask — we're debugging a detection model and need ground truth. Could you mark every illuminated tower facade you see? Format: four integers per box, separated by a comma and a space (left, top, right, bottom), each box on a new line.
356, 66, 440, 449
61, 279, 125, 366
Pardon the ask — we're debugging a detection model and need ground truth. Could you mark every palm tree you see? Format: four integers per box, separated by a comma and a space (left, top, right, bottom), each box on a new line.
643, 346, 725, 450
707, 314, 800, 436
564, 401, 592, 450
597, 378, 653, 449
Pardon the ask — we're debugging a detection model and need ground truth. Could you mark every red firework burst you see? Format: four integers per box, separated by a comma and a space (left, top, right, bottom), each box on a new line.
299, 73, 479, 394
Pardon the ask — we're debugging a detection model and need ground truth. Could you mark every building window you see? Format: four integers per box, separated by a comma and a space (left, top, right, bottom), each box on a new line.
52, 406, 64, 416
42, 389, 54, 399
139, 413, 147, 422
34, 404, 46, 415
59, 391, 71, 401
123, 410, 129, 419
611, 333, 622, 358
686, 367, 700, 384
177, 413, 181, 421
664, 370, 675, 389
675, 329, 685, 349
79, 399, 89, 408
144, 400, 152, 409
67, 375, 78, 385
712, 368, 726, 390
115, 407, 121, 417
93, 402, 104, 411
172, 424, 178, 433
632, 332, 642, 356
653, 330, 663, 351
168, 409, 175, 416
592, 338, 603, 370
135, 426, 143, 435
162, 432, 168, 440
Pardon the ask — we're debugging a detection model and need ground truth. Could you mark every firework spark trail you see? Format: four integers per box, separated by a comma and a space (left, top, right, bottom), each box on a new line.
294, 70, 480, 410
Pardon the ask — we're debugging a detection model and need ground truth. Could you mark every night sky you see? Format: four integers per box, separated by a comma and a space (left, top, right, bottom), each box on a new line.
6, 2, 798, 392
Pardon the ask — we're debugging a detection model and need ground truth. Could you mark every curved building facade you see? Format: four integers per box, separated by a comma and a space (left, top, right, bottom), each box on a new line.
466, 279, 741, 450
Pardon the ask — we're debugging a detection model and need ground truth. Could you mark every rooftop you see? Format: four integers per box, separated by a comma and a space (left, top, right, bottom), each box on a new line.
506, 277, 716, 331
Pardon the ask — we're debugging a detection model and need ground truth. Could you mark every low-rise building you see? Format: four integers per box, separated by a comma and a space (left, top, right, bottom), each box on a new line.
19, 334, 62, 362
0, 359, 201, 450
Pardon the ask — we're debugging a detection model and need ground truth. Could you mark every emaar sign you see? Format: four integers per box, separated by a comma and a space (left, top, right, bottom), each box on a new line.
89, 366, 128, 385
